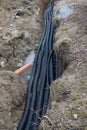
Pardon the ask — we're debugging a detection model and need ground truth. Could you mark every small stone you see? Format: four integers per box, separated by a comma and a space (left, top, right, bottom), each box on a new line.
0, 61, 5, 68
57, 123, 62, 128
21, 31, 30, 39
73, 114, 78, 119
17, 63, 23, 68
66, 107, 69, 110
35, 44, 38, 47
27, 76, 30, 80
19, 59, 23, 63
15, 16, 19, 19
23, 0, 29, 5
83, 93, 86, 96
53, 17, 60, 27
16, 9, 24, 16
2, 34, 10, 40
13, 122, 18, 130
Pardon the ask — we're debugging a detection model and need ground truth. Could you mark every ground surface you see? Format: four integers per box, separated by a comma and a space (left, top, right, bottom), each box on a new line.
0, 0, 43, 71
0, 0, 87, 130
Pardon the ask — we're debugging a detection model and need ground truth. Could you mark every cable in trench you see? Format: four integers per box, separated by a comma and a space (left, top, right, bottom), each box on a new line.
17, 0, 60, 130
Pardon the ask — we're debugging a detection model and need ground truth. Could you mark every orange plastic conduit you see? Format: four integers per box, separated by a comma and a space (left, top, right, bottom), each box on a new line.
15, 62, 33, 75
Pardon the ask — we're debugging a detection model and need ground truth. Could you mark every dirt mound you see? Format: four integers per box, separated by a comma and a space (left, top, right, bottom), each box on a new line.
0, 71, 26, 130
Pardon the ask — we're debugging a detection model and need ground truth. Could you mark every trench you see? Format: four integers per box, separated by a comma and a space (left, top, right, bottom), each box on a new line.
17, 1, 61, 130
17, 0, 74, 129
20, 0, 74, 83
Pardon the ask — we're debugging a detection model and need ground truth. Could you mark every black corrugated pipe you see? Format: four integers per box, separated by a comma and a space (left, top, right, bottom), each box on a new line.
17, 0, 61, 130
17, 3, 50, 130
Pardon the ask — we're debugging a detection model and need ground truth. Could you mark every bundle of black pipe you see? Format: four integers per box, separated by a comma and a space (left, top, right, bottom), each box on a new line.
17, 0, 60, 130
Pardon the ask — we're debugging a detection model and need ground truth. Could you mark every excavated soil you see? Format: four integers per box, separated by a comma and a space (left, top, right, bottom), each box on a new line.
0, 0, 50, 71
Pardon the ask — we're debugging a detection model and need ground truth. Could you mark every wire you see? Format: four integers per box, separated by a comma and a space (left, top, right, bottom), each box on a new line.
17, 1, 60, 130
